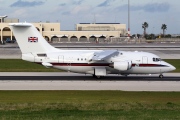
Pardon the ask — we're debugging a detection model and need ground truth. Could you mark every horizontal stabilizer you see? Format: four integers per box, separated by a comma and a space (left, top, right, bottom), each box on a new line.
42, 62, 53, 68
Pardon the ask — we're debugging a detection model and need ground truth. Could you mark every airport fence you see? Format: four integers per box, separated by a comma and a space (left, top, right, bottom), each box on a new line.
51, 37, 180, 44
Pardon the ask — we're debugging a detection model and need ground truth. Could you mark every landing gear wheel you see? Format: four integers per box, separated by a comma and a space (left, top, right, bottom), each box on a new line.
125, 75, 128, 77
92, 75, 101, 79
93, 74, 96, 78
159, 74, 164, 78
121, 74, 129, 77
96, 76, 101, 79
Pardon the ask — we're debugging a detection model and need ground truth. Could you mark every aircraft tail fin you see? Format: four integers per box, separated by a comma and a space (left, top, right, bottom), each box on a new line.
9, 23, 59, 54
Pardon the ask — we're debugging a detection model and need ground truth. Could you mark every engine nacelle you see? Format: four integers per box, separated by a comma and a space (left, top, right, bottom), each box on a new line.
110, 61, 132, 71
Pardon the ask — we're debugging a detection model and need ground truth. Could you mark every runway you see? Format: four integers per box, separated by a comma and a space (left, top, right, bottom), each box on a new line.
0, 74, 180, 81
0, 72, 180, 91
1, 43, 180, 59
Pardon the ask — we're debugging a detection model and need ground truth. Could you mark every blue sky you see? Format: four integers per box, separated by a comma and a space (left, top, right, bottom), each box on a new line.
0, 0, 180, 34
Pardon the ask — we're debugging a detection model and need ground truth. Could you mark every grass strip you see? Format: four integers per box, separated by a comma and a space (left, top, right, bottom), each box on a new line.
0, 91, 179, 119
0, 59, 60, 72
164, 59, 180, 72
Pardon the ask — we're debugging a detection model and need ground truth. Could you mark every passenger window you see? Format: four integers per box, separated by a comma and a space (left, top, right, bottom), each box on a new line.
153, 58, 156, 61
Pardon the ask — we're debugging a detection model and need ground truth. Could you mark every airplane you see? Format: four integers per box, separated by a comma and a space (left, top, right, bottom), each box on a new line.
9, 23, 176, 78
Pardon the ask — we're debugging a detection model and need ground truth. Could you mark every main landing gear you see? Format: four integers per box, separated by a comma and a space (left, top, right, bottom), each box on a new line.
159, 74, 164, 78
121, 74, 129, 77
93, 74, 101, 79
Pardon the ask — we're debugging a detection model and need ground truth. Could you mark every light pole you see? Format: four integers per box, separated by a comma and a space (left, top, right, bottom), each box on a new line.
152, 27, 155, 39
128, 0, 130, 37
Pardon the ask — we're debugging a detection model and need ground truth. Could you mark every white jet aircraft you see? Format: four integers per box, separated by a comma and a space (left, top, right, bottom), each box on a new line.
9, 23, 176, 78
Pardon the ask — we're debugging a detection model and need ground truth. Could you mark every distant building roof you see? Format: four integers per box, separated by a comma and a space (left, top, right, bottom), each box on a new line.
79, 23, 121, 24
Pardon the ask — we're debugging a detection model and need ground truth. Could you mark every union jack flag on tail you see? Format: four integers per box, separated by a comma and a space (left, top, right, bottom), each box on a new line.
28, 37, 38, 42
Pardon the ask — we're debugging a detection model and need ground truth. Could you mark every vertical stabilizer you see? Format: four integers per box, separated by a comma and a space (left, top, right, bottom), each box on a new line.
9, 23, 59, 54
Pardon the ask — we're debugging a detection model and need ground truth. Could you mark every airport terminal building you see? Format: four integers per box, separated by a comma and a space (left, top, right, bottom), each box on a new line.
0, 17, 127, 43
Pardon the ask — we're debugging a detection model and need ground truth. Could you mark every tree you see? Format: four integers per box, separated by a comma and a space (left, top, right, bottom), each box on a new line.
142, 22, 149, 36
161, 24, 167, 37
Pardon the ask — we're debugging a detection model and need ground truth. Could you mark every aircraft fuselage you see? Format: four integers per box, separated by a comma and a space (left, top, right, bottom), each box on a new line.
25, 50, 175, 75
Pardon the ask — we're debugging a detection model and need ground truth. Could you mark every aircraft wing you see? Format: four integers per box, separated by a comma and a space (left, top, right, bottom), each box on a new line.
90, 50, 119, 61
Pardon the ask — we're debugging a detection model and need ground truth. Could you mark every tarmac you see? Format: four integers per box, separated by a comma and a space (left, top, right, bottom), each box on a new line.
0, 72, 179, 91
1, 43, 180, 59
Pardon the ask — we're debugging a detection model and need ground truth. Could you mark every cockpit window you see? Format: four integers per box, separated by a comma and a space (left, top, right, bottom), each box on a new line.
153, 58, 162, 62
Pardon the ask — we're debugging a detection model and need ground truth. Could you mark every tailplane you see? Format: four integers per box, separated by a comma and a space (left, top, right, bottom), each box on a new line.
9, 23, 59, 54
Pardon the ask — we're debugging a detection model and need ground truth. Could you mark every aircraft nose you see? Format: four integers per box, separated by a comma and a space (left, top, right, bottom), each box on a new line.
170, 65, 176, 71
162, 61, 176, 72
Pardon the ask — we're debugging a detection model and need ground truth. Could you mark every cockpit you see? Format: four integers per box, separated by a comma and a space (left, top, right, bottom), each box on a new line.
153, 58, 163, 62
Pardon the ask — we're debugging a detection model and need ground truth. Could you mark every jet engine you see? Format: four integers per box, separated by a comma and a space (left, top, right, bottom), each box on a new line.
109, 61, 132, 71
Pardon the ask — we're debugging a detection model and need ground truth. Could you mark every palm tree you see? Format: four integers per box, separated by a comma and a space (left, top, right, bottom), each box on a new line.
142, 22, 149, 36
161, 24, 167, 37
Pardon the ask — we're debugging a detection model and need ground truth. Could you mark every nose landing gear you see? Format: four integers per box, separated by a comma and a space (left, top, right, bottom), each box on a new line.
159, 74, 164, 78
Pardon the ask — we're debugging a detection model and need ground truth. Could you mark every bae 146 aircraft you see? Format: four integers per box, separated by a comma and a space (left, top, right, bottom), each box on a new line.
9, 23, 176, 78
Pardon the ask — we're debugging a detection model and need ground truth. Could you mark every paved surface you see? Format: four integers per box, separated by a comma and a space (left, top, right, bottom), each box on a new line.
1, 43, 180, 59
0, 72, 180, 81
0, 72, 180, 91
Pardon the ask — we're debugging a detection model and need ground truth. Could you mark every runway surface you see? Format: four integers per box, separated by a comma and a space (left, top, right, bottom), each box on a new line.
1, 43, 180, 59
0, 72, 180, 91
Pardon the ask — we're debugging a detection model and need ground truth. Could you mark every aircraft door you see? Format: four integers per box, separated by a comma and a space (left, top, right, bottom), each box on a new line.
58, 56, 64, 63
142, 56, 148, 64
67, 57, 73, 71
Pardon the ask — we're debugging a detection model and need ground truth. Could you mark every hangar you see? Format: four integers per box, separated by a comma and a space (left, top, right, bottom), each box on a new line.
0, 17, 127, 43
